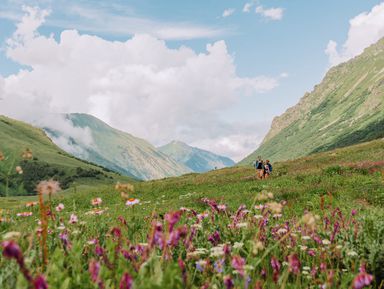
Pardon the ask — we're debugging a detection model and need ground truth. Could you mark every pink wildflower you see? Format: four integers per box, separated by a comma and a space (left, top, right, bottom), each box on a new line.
55, 203, 64, 212
231, 255, 246, 276
89, 259, 100, 283
69, 214, 78, 224
288, 254, 301, 275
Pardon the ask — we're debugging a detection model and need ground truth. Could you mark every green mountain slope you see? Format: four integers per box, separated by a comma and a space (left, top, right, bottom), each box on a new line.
158, 140, 235, 173
44, 113, 191, 180
0, 115, 129, 196
240, 38, 384, 165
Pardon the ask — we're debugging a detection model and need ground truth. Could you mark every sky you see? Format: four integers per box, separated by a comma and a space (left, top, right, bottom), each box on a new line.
0, 0, 384, 161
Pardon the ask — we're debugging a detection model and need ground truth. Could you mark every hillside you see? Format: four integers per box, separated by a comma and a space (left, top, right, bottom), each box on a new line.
240, 38, 384, 165
158, 140, 235, 173
0, 115, 130, 196
44, 113, 191, 180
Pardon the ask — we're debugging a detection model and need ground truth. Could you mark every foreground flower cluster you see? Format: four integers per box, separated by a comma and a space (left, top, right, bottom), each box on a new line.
0, 188, 376, 289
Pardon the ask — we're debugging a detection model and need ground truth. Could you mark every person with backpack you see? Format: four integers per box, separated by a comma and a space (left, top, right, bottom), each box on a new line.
264, 160, 273, 178
254, 156, 265, 179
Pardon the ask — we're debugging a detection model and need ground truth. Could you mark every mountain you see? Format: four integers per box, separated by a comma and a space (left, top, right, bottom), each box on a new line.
43, 113, 191, 180
240, 38, 384, 165
0, 115, 128, 196
158, 140, 235, 173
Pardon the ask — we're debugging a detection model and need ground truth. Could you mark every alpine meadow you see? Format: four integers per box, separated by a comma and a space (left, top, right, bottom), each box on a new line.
0, 1, 384, 289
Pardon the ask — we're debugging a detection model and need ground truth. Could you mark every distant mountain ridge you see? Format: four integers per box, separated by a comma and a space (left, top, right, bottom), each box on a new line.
0, 115, 128, 196
240, 37, 384, 165
44, 113, 191, 180
158, 140, 235, 173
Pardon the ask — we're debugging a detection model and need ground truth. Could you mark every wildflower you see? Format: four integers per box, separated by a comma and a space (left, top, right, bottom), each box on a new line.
59, 231, 72, 250
322, 239, 331, 245
254, 214, 263, 219
57, 224, 65, 230
302, 235, 311, 240
69, 214, 78, 224
1, 240, 23, 262
25, 202, 38, 207
233, 242, 244, 249
288, 254, 301, 275
119, 273, 133, 289
15, 166, 23, 174
218, 204, 227, 211
91, 198, 102, 206
254, 204, 266, 210
197, 212, 209, 221
187, 249, 208, 258
208, 231, 221, 246
232, 255, 246, 276
55, 203, 64, 212
302, 212, 317, 230
235, 222, 248, 228
351, 209, 357, 216
210, 245, 225, 257
16, 212, 32, 217
352, 272, 373, 289
277, 228, 288, 234
214, 258, 225, 273
252, 241, 264, 255
266, 202, 282, 214
0, 151, 4, 161
33, 275, 48, 289
191, 223, 202, 229
196, 260, 207, 272
273, 213, 282, 218
223, 275, 234, 289
89, 259, 100, 283
165, 211, 182, 232
347, 251, 358, 257
125, 198, 140, 206
87, 239, 97, 245
85, 208, 106, 216
271, 256, 281, 272
299, 245, 308, 251
21, 148, 33, 160
36, 180, 61, 195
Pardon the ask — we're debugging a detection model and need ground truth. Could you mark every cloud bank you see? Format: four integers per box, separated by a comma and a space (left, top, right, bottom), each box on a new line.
0, 6, 279, 161
325, 2, 384, 67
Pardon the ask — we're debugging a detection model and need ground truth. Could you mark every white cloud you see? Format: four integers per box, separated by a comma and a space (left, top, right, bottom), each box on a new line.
190, 121, 270, 162
222, 8, 235, 18
0, 6, 279, 161
243, 3, 253, 13
255, 6, 284, 21
325, 2, 384, 67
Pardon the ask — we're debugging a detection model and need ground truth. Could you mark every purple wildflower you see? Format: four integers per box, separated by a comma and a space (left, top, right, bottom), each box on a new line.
223, 275, 234, 289
119, 273, 133, 289
208, 231, 221, 246
33, 275, 48, 289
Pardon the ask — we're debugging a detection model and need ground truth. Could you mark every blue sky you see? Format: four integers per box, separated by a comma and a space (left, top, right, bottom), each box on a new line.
0, 0, 383, 160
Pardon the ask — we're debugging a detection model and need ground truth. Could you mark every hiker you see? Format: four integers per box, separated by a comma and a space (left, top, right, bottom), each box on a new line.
254, 156, 265, 179
264, 160, 273, 179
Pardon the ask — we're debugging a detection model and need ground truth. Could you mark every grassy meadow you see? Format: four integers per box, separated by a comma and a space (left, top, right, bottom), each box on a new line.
0, 139, 383, 288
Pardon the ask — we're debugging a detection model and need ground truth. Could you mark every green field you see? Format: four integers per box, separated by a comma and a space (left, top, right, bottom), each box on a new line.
0, 139, 383, 288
